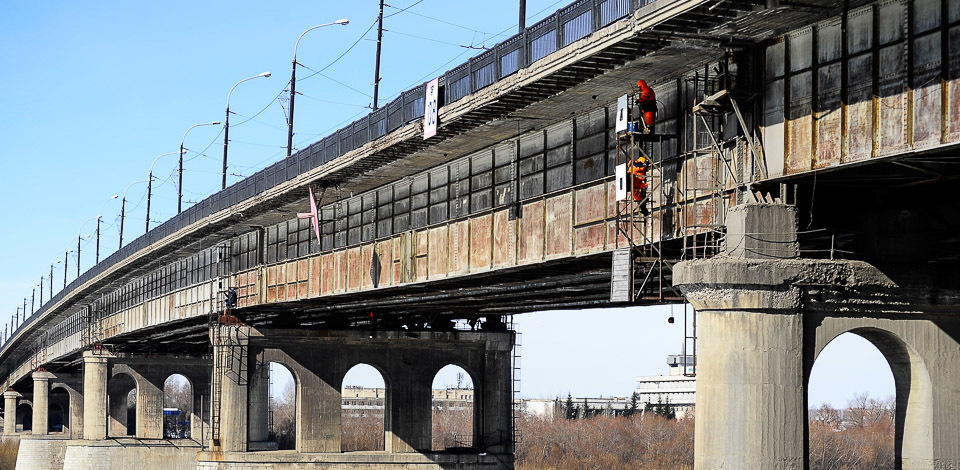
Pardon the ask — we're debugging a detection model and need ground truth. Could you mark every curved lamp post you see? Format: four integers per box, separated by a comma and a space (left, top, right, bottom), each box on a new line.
146, 151, 184, 233
223, 72, 272, 190
119, 179, 150, 249
179, 121, 220, 213
288, 19, 349, 157
95, 195, 119, 264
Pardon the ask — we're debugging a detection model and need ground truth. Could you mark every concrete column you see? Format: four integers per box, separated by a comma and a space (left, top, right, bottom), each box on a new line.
108, 389, 129, 436
135, 378, 164, 439
214, 325, 250, 452
675, 203, 805, 469
31, 371, 54, 435
387, 366, 432, 453
3, 390, 21, 435
247, 361, 269, 443
82, 351, 110, 440
479, 343, 515, 453
191, 377, 211, 443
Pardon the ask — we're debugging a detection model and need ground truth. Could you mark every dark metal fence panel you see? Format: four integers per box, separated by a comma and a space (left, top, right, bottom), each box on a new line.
323, 135, 338, 164
402, 88, 425, 123
599, 0, 631, 26
308, 142, 323, 169
528, 14, 559, 63
497, 34, 525, 77
337, 126, 354, 155
445, 62, 471, 104
370, 107, 388, 140
560, 0, 594, 47
386, 96, 404, 132
285, 156, 298, 181
353, 117, 369, 149
471, 48, 499, 93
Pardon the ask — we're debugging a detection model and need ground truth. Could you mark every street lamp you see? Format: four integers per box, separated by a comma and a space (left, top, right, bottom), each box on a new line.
50, 260, 59, 297
63, 250, 72, 288
76, 231, 91, 278
119, 179, 150, 249
179, 121, 220, 213
146, 151, 185, 233
95, 194, 119, 264
223, 71, 272, 189
288, 19, 349, 157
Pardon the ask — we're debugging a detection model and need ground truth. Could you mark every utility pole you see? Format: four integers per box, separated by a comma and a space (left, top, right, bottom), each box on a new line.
373, 0, 385, 110
519, 0, 526, 33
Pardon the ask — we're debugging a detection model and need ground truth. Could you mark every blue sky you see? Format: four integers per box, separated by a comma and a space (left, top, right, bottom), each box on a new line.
0, 1, 891, 407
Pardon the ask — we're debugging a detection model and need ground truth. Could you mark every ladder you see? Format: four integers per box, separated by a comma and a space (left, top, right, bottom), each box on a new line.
509, 315, 522, 452
209, 242, 248, 447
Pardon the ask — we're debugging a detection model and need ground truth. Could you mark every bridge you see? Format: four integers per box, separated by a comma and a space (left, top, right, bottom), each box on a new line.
3, 0, 960, 468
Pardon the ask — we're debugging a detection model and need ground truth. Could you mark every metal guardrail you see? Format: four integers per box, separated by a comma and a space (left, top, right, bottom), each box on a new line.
6, 0, 647, 348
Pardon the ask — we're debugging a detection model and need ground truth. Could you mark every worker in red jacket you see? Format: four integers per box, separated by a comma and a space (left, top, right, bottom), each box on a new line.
636, 80, 657, 129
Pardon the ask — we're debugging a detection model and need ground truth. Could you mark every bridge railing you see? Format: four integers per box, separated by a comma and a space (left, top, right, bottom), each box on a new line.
6, 0, 650, 348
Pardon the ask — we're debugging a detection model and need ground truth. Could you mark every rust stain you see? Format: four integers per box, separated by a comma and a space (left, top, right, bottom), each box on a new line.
949, 77, 960, 139
816, 107, 842, 168
492, 209, 513, 268
913, 81, 941, 148
361, 244, 374, 288
417, 230, 428, 257
574, 184, 605, 225
266, 266, 276, 287
320, 254, 334, 295
451, 221, 470, 275
574, 224, 604, 255
545, 194, 572, 259
309, 257, 321, 297
428, 227, 448, 279
878, 90, 906, 155
298, 260, 308, 282
379, 240, 393, 286
519, 200, 544, 263
846, 95, 873, 162
470, 215, 493, 271
266, 286, 277, 303
348, 247, 362, 291
786, 115, 812, 174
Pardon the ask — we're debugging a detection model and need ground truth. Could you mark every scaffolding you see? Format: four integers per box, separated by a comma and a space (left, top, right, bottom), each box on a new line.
614, 58, 765, 378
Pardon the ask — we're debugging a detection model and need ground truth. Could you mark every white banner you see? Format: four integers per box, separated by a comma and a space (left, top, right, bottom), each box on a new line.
423, 77, 439, 140
615, 94, 629, 133
615, 163, 628, 201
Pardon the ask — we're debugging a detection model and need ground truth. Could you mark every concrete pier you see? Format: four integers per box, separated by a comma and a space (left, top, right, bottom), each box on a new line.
675, 204, 960, 470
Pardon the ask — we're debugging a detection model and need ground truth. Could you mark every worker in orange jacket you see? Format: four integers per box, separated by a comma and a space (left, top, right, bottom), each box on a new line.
636, 80, 657, 129
628, 154, 650, 203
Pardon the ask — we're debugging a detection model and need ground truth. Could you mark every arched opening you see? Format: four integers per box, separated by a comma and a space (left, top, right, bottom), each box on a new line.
49, 387, 70, 433
163, 374, 192, 438
431, 364, 475, 451
108, 373, 137, 437
267, 362, 296, 450
808, 330, 903, 469
15, 403, 32, 432
341, 363, 387, 451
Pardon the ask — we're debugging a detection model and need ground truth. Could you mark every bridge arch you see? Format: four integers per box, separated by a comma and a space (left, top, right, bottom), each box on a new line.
341, 362, 389, 451
430, 363, 477, 451
808, 320, 934, 468
162, 373, 192, 438
48, 385, 70, 434
15, 401, 32, 432
108, 371, 137, 437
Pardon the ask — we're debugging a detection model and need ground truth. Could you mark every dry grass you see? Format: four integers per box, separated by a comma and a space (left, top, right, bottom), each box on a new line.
0, 439, 18, 470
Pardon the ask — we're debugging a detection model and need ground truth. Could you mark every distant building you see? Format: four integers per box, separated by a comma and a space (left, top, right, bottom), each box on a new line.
518, 396, 632, 420
340, 386, 474, 416
635, 354, 696, 418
